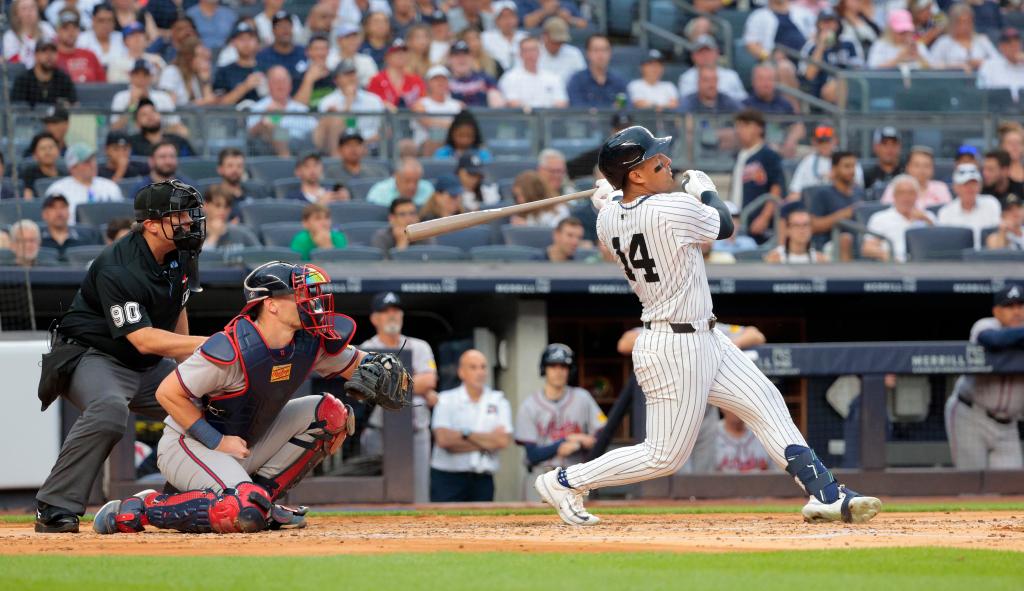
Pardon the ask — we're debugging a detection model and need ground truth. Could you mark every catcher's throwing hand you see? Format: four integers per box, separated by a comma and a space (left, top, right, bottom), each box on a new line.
344, 353, 413, 411
680, 169, 717, 198
216, 435, 250, 459
591, 178, 621, 212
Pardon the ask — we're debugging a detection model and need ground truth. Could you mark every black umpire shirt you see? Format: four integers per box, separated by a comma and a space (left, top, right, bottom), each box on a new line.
58, 231, 189, 370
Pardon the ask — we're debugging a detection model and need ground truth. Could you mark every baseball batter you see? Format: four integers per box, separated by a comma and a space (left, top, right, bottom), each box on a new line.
515, 344, 606, 501
535, 126, 882, 525
92, 262, 412, 534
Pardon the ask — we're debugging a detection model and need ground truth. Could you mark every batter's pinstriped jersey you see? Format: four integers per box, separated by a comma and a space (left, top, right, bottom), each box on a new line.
954, 317, 1024, 419
515, 387, 606, 468
596, 193, 721, 323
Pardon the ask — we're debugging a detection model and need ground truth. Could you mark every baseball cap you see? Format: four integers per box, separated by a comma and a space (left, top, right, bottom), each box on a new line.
65, 143, 96, 168
426, 65, 450, 79
387, 38, 408, 54
122, 22, 145, 37
334, 23, 360, 38
888, 9, 914, 34
813, 125, 835, 141
952, 163, 982, 185
543, 17, 571, 43
493, 1, 518, 16
105, 130, 131, 146
434, 174, 462, 195
42, 105, 69, 124
36, 40, 57, 52
457, 153, 485, 176
130, 58, 154, 75
873, 126, 900, 144
956, 144, 979, 159
371, 291, 403, 312
693, 34, 718, 51
423, 10, 447, 25
42, 193, 69, 209
999, 27, 1021, 43
338, 127, 364, 145
450, 40, 471, 55
333, 58, 358, 77
57, 8, 81, 27
643, 48, 665, 63
271, 10, 292, 25
231, 22, 257, 40
994, 284, 1023, 307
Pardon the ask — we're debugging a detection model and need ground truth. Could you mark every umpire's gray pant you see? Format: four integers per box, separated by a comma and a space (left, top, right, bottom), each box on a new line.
36, 349, 175, 515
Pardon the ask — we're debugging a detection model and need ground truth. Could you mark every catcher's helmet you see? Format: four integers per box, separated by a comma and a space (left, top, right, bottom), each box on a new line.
134, 179, 206, 250
241, 261, 339, 339
597, 125, 672, 190
540, 343, 575, 376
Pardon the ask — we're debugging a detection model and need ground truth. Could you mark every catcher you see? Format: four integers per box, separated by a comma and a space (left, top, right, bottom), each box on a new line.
93, 261, 412, 534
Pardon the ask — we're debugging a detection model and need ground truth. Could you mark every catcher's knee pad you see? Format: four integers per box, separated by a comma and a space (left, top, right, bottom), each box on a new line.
208, 483, 273, 534
785, 445, 839, 504
256, 394, 353, 501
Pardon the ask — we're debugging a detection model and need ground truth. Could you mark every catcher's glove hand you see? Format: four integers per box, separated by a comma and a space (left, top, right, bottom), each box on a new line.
344, 352, 413, 411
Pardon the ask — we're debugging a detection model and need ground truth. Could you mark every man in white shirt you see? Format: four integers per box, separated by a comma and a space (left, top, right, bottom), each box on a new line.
787, 125, 864, 199
75, 4, 125, 67
498, 36, 568, 109
315, 59, 386, 149
430, 349, 513, 502
977, 28, 1024, 102
628, 49, 679, 110
537, 17, 585, 83
482, 2, 526, 71
678, 35, 747, 103
110, 60, 177, 128
45, 144, 123, 223
938, 163, 1003, 248
245, 66, 318, 157
863, 174, 935, 262
326, 24, 379, 87
254, 0, 308, 47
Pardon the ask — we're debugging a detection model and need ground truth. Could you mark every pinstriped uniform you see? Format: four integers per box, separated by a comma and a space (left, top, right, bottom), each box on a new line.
564, 193, 808, 490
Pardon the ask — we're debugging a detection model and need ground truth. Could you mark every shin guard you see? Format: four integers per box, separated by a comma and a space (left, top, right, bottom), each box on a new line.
784, 445, 839, 504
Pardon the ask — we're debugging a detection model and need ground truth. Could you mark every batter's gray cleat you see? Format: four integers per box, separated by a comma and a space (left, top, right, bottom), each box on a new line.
534, 468, 600, 526
801, 485, 882, 524
92, 489, 157, 534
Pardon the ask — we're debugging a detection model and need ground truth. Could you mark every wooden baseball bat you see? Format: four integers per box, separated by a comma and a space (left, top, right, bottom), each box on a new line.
405, 188, 597, 242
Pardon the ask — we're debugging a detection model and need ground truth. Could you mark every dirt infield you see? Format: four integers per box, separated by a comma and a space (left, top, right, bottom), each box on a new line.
1, 510, 1022, 555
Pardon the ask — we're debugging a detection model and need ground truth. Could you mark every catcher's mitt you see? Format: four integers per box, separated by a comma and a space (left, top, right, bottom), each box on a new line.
344, 352, 413, 410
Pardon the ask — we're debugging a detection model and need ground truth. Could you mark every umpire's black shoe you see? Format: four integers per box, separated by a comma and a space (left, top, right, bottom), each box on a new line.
35, 502, 80, 533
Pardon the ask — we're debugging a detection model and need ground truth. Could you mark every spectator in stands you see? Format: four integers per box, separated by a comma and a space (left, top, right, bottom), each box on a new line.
628, 49, 678, 111
799, 10, 864, 104
411, 66, 464, 156
835, 0, 879, 57
4, 0, 56, 69
713, 201, 758, 256
680, 35, 747, 103
510, 170, 569, 227
360, 11, 393, 68
10, 220, 45, 268
21, 133, 65, 199
522, 0, 588, 29
986, 195, 1023, 250
424, 10, 452, 64
105, 217, 133, 244
39, 194, 100, 259
202, 186, 259, 251
128, 98, 194, 157
743, 0, 814, 86
731, 109, 784, 242
292, 35, 335, 109
158, 37, 216, 107
430, 349, 513, 502
389, 0, 420, 39
207, 147, 251, 207
45, 144, 124, 222
0, 153, 16, 200
37, 106, 70, 156
956, 144, 980, 168
328, 24, 378, 87
978, 28, 1024, 102
537, 148, 574, 195
110, 60, 176, 129
498, 36, 568, 109
129, 140, 196, 199
245, 66, 317, 158
483, 2, 526, 72
881, 146, 952, 208
788, 125, 864, 200
107, 23, 164, 83
455, 153, 501, 211
404, 24, 432, 77
77, 4, 126, 69
928, 4, 997, 72
983, 150, 1024, 208
325, 129, 389, 181
284, 153, 344, 204
862, 174, 935, 262
447, 0, 494, 35
714, 409, 773, 473
864, 126, 904, 197
11, 41, 76, 106
998, 122, 1024, 184
765, 204, 827, 263
567, 34, 627, 108
908, 0, 945, 50
434, 110, 494, 162
98, 131, 147, 182
807, 150, 862, 260
867, 9, 933, 70
680, 66, 741, 114
458, 28, 503, 81
447, 39, 503, 107
742, 64, 804, 159
544, 216, 584, 261
185, 0, 236, 53
937, 163, 1002, 248
291, 203, 347, 260
257, 11, 307, 91
367, 157, 435, 207
111, 0, 157, 40
147, 15, 198, 63
373, 197, 423, 254
254, 0, 307, 47
538, 18, 584, 83
212, 23, 264, 105
316, 60, 387, 150
419, 175, 465, 221
368, 39, 426, 108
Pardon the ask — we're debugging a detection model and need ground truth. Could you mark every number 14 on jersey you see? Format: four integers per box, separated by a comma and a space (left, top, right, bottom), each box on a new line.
612, 233, 660, 283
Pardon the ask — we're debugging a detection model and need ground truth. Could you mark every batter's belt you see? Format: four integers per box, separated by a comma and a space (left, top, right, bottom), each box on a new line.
643, 318, 717, 334
957, 394, 1015, 425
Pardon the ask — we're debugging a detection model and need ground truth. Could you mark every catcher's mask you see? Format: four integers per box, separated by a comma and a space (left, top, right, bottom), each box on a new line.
242, 261, 339, 339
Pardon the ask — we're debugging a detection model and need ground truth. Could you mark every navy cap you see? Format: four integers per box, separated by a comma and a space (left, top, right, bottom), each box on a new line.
371, 291, 403, 312
423, 10, 447, 24
434, 174, 462, 195
231, 22, 258, 39
457, 153, 485, 176
994, 284, 1023, 307
272, 10, 292, 25
450, 40, 471, 55
873, 126, 900, 144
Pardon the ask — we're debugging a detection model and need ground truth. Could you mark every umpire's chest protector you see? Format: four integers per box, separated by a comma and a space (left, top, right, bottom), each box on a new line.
201, 317, 322, 445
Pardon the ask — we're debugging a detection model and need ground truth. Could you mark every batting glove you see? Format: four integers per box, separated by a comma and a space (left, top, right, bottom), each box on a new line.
592, 178, 620, 212
680, 170, 717, 197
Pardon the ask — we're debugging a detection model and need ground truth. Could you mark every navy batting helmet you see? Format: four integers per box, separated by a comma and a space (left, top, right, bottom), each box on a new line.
540, 343, 575, 376
597, 125, 672, 190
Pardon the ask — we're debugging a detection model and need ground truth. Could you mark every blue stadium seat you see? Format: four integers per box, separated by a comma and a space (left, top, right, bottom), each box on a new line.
0, 200, 43, 224
469, 245, 544, 261
76, 201, 135, 226
76, 83, 128, 108
487, 159, 535, 181
240, 200, 306, 226
0, 248, 16, 265
64, 245, 107, 267
610, 45, 652, 83
733, 38, 758, 90
905, 227, 974, 261
979, 226, 1000, 247
433, 226, 494, 250
176, 158, 219, 180
310, 246, 384, 262
962, 249, 1024, 262
260, 222, 304, 247
853, 202, 889, 226
328, 201, 389, 223
420, 159, 457, 179
247, 157, 300, 182
502, 225, 554, 249
34, 176, 59, 197
337, 221, 388, 246
390, 245, 466, 261
273, 177, 302, 200
345, 178, 380, 201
